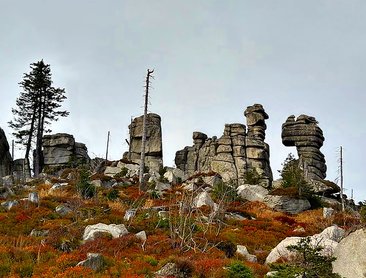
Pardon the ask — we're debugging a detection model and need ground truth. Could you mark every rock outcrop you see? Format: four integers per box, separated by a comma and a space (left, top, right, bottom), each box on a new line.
125, 113, 163, 173
282, 115, 326, 181
83, 223, 128, 241
42, 133, 90, 170
0, 128, 12, 178
333, 229, 366, 278
175, 104, 272, 187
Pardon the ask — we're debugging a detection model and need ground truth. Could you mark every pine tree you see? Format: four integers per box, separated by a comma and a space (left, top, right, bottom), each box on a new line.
8, 60, 69, 176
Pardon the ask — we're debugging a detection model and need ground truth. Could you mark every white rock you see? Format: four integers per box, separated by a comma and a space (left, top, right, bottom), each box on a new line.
1, 200, 19, 210
91, 180, 102, 187
312, 225, 345, 243
49, 182, 68, 191
163, 170, 176, 184
76, 253, 104, 271
104, 166, 122, 177
124, 209, 137, 221
237, 184, 269, 202
135, 231, 147, 241
323, 207, 335, 219
28, 192, 39, 203
55, 205, 72, 216
83, 223, 128, 241
193, 191, 216, 209
155, 181, 171, 192
333, 229, 366, 278
236, 245, 257, 263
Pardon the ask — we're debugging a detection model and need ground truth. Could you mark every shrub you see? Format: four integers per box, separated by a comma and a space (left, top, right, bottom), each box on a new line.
76, 169, 95, 199
212, 181, 238, 203
217, 241, 237, 258
106, 189, 119, 201
278, 154, 313, 198
243, 168, 262, 185
269, 237, 341, 277
227, 261, 254, 278
114, 167, 128, 178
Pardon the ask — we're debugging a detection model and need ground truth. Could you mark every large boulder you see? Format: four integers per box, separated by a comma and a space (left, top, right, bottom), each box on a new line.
175, 104, 272, 187
333, 229, 366, 278
237, 184, 269, 202
266, 225, 344, 264
263, 195, 311, 214
126, 113, 163, 173
43, 133, 90, 170
83, 223, 128, 241
0, 127, 12, 178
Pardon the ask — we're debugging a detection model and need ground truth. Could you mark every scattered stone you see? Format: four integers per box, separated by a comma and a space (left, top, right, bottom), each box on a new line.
1, 175, 14, 187
193, 191, 216, 209
236, 245, 257, 262
263, 195, 311, 214
155, 262, 185, 278
163, 170, 177, 184
91, 180, 102, 188
237, 184, 269, 202
28, 192, 39, 203
76, 253, 105, 271
30, 229, 49, 237
323, 207, 335, 219
1, 200, 19, 210
155, 181, 171, 192
124, 209, 137, 221
0, 186, 14, 199
49, 182, 68, 192
225, 212, 248, 221
135, 231, 147, 242
333, 229, 366, 278
83, 223, 128, 241
55, 205, 72, 216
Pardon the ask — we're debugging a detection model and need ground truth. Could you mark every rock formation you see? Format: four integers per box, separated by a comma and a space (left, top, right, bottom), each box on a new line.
282, 115, 326, 181
42, 133, 90, 170
175, 104, 272, 187
126, 113, 163, 173
0, 127, 12, 178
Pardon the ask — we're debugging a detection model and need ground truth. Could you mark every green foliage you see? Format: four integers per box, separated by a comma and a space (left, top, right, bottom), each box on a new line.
227, 261, 254, 278
270, 237, 341, 278
278, 154, 313, 198
106, 188, 119, 201
114, 167, 128, 178
243, 168, 262, 185
212, 181, 238, 203
76, 169, 95, 199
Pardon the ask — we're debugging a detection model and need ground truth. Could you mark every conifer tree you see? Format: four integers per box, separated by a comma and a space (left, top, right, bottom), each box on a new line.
8, 60, 69, 176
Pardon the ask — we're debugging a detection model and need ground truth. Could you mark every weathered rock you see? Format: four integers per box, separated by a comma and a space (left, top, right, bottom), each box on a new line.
193, 191, 216, 209
155, 263, 186, 278
135, 231, 147, 242
1, 175, 13, 187
1, 200, 19, 210
333, 229, 366, 278
0, 128, 12, 178
175, 104, 272, 187
49, 182, 68, 192
266, 225, 344, 264
0, 186, 14, 199
323, 207, 335, 219
282, 115, 334, 194
236, 245, 257, 263
30, 229, 49, 237
83, 223, 128, 241
237, 184, 269, 202
264, 195, 311, 214
28, 192, 39, 203
76, 253, 105, 271
155, 181, 171, 192
55, 205, 72, 216
124, 209, 137, 221
43, 133, 90, 171
126, 113, 163, 173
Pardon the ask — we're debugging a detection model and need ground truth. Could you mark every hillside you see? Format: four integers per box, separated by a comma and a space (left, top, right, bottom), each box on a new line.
0, 161, 362, 278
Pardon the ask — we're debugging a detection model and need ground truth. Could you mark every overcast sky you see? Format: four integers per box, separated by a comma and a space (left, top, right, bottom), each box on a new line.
1, 1, 365, 201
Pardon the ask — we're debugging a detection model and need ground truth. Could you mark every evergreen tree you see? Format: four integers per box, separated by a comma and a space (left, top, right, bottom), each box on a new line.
8, 60, 69, 176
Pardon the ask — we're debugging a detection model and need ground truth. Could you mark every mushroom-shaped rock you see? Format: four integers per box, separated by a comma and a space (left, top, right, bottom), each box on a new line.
83, 223, 128, 241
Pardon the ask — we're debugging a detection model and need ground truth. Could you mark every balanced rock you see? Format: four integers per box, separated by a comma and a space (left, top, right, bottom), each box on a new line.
282, 115, 329, 193
0, 127, 12, 178
43, 133, 90, 170
125, 113, 163, 173
175, 104, 272, 187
